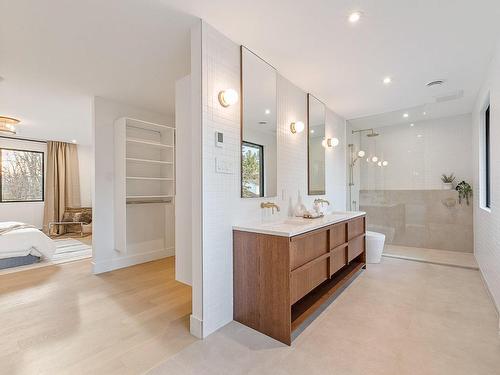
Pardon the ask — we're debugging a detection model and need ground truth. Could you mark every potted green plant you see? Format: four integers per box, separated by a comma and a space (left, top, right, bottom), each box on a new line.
456, 181, 473, 205
441, 173, 455, 190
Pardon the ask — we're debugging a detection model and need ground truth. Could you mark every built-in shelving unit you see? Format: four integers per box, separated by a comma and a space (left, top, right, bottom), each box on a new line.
114, 117, 175, 253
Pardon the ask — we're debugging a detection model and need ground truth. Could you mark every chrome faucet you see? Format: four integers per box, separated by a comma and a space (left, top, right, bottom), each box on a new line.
314, 198, 330, 207
260, 202, 280, 214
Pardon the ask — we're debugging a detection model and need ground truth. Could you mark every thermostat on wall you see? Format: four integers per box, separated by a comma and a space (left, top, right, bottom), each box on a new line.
215, 131, 224, 148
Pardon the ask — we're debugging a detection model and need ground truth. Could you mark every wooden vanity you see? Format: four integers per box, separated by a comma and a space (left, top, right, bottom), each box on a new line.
233, 214, 366, 345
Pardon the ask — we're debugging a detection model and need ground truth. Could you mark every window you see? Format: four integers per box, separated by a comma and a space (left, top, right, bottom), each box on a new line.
241, 141, 264, 198
0, 148, 44, 202
484, 105, 491, 209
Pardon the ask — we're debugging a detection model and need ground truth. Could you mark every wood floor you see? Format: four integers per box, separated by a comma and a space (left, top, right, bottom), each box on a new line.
0, 257, 194, 375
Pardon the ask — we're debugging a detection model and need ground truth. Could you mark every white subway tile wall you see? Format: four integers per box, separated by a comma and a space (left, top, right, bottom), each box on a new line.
473, 44, 500, 321
200, 22, 347, 336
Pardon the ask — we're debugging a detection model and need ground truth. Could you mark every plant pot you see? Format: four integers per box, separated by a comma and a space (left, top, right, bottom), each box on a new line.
442, 183, 453, 190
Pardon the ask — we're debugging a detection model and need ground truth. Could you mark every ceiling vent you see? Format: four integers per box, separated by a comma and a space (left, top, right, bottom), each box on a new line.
426, 79, 445, 87
434, 90, 464, 103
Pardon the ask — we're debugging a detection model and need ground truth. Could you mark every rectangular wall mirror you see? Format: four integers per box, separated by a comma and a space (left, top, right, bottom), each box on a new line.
240, 46, 277, 198
308, 94, 326, 195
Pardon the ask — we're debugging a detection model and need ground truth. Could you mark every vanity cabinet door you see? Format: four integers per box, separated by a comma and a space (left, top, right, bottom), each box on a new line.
330, 222, 347, 249
348, 217, 365, 240
348, 235, 365, 262
290, 230, 328, 270
290, 257, 329, 305
330, 245, 347, 275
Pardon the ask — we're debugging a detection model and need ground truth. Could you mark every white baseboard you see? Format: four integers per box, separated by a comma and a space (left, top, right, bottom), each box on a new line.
190, 314, 203, 339
477, 265, 500, 331
92, 247, 174, 274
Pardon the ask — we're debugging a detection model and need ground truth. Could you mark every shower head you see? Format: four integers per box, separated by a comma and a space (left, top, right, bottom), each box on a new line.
352, 128, 379, 137
366, 131, 379, 137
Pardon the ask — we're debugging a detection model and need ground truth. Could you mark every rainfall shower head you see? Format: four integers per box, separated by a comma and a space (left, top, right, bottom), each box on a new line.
352, 128, 379, 137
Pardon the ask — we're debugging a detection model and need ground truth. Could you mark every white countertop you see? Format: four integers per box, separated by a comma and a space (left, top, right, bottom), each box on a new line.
233, 211, 366, 237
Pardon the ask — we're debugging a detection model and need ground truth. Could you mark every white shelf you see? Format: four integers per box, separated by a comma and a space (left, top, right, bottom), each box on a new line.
125, 117, 175, 131
126, 195, 174, 199
126, 157, 173, 165
126, 138, 174, 148
126, 176, 174, 181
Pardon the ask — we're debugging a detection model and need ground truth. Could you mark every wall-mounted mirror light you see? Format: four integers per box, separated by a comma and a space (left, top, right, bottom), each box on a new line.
218, 88, 239, 107
307, 94, 326, 195
290, 121, 305, 134
240, 46, 278, 198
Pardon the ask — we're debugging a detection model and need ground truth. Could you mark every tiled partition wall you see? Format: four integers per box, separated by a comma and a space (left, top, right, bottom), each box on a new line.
199, 22, 347, 336
473, 42, 500, 321
360, 189, 473, 252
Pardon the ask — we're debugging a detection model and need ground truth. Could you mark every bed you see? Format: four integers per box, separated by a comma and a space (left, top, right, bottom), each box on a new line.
0, 222, 56, 270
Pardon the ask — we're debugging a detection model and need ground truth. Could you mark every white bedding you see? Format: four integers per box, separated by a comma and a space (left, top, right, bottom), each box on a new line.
0, 222, 56, 260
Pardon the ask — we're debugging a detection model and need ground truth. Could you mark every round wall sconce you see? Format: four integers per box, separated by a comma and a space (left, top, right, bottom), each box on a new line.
0, 116, 20, 135
357, 150, 365, 158
371, 156, 378, 162
218, 88, 238, 107
290, 121, 305, 134
322, 137, 339, 148
382, 160, 389, 166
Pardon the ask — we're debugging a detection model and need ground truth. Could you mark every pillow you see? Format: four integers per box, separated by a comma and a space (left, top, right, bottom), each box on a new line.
80, 211, 92, 224
62, 212, 82, 222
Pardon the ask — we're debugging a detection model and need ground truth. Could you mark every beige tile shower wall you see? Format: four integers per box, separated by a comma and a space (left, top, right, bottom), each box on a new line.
473, 43, 500, 317
360, 189, 473, 252
200, 21, 347, 336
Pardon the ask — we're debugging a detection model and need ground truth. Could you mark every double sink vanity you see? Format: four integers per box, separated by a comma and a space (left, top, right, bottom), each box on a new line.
236, 45, 366, 345
233, 211, 366, 345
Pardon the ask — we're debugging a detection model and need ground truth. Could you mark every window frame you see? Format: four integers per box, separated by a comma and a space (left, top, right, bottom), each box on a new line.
241, 141, 265, 198
0, 147, 45, 203
485, 105, 491, 209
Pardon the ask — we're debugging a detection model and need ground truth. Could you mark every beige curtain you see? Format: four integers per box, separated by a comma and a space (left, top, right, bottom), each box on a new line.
43, 141, 81, 234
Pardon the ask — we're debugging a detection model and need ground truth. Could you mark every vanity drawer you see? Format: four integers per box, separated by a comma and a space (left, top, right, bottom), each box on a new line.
290, 230, 328, 270
290, 256, 329, 305
330, 244, 347, 276
348, 217, 365, 240
348, 235, 365, 262
330, 222, 347, 249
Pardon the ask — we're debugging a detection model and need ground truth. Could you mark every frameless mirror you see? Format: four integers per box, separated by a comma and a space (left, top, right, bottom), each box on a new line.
308, 94, 326, 195
241, 46, 277, 198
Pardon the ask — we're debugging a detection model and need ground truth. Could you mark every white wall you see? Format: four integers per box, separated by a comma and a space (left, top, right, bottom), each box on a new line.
199, 22, 347, 337
92, 96, 174, 273
77, 144, 93, 207
473, 43, 500, 323
356, 114, 473, 190
175, 75, 192, 286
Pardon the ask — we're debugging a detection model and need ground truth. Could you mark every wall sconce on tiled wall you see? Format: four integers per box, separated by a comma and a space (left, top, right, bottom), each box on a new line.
218, 89, 238, 107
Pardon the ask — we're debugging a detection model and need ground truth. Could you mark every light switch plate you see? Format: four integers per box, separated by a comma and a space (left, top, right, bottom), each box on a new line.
215, 157, 233, 174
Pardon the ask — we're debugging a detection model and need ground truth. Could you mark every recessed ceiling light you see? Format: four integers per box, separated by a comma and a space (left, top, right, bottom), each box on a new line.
265, 109, 270, 115
417, 134, 423, 138
383, 77, 392, 85
403, 113, 409, 118
310, 129, 315, 134
410, 123, 414, 127
422, 111, 427, 115
349, 11, 362, 23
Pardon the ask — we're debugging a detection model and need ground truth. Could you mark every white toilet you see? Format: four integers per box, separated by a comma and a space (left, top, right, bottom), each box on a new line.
366, 231, 386, 263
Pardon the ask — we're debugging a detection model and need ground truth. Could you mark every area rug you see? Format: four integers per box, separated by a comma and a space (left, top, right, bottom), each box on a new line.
52, 238, 92, 263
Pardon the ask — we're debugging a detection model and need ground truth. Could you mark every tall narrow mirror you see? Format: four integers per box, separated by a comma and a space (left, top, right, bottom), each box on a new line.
241, 46, 277, 198
308, 94, 326, 195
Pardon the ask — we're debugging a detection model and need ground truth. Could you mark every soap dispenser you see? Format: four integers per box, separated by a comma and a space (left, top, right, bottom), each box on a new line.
294, 191, 307, 217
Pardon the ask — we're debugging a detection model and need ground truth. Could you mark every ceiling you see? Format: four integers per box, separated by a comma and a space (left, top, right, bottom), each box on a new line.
2, 0, 500, 145
166, 0, 500, 120
0, 0, 196, 145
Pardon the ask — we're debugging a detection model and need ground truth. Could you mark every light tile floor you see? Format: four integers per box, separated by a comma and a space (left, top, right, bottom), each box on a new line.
384, 244, 478, 269
149, 257, 500, 375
